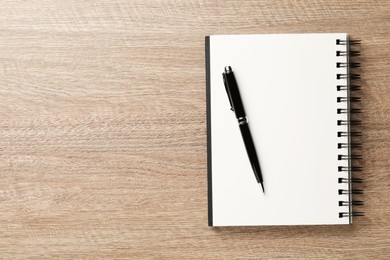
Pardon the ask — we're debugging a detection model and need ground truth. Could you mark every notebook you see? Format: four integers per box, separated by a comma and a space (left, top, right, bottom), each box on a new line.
205, 33, 363, 226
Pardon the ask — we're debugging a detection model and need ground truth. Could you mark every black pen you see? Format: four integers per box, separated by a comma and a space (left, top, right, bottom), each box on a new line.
222, 66, 265, 193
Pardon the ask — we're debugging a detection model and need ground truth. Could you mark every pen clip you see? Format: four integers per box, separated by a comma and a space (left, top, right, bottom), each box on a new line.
222, 72, 234, 111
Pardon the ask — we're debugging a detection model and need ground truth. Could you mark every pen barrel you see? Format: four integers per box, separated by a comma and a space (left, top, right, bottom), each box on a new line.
225, 71, 246, 118
239, 123, 263, 183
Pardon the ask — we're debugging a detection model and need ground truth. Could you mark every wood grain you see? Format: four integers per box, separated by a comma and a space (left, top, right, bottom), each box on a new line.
0, 0, 389, 258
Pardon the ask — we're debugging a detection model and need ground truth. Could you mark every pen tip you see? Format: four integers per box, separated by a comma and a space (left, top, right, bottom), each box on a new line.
260, 182, 265, 194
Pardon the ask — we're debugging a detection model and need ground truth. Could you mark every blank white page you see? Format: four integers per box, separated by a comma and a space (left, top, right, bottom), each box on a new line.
208, 33, 350, 226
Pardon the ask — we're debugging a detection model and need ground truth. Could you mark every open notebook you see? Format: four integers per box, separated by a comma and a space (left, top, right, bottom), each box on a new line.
205, 33, 363, 226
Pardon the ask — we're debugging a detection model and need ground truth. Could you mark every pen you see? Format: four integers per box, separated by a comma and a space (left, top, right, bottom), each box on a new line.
222, 66, 265, 193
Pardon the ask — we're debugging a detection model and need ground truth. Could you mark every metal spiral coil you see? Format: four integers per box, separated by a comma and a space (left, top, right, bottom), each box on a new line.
338, 178, 363, 183
338, 166, 363, 172
337, 85, 361, 91
338, 155, 363, 160
337, 62, 361, 68
339, 189, 364, 195
337, 131, 362, 137
337, 73, 361, 80
337, 108, 362, 114
337, 38, 364, 219
336, 39, 361, 45
336, 50, 361, 57
337, 97, 361, 103
339, 212, 365, 218
337, 120, 362, 126
339, 201, 364, 206
338, 143, 362, 149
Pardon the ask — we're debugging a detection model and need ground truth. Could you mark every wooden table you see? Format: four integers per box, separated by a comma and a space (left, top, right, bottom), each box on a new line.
1, 0, 389, 258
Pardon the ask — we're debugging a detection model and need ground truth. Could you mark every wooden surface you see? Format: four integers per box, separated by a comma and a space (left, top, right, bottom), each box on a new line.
0, 0, 389, 258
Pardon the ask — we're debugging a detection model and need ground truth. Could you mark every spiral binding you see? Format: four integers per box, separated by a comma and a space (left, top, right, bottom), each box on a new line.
337, 62, 361, 68
337, 74, 361, 80
339, 212, 365, 218
337, 97, 361, 103
337, 120, 362, 126
337, 85, 361, 91
338, 143, 362, 149
337, 131, 362, 137
336, 50, 361, 57
337, 108, 362, 114
338, 155, 363, 160
336, 39, 361, 45
339, 201, 364, 206
336, 38, 364, 220
339, 189, 363, 195
338, 166, 363, 172
338, 178, 363, 183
